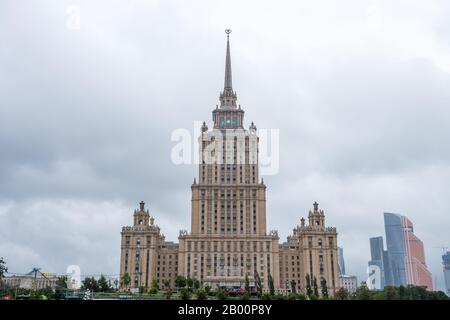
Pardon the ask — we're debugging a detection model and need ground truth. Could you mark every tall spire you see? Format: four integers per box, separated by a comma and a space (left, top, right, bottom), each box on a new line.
224, 29, 233, 91
220, 29, 237, 108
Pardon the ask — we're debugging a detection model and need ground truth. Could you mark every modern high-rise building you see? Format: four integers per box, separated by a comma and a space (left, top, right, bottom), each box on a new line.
383, 249, 393, 286
338, 247, 346, 276
119, 31, 340, 294
369, 237, 392, 290
384, 212, 433, 290
443, 251, 450, 296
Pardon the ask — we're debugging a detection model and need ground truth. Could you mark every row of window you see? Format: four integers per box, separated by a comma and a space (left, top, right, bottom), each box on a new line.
186, 240, 271, 252
219, 115, 239, 128
200, 188, 258, 198
200, 202, 258, 233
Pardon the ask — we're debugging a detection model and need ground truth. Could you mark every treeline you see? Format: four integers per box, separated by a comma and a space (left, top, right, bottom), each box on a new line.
335, 282, 449, 300
80, 275, 118, 293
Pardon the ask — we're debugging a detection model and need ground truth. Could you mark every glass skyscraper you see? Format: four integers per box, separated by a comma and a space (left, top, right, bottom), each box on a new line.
338, 247, 346, 276
384, 213, 408, 286
443, 251, 450, 295
369, 236, 387, 289
384, 212, 433, 290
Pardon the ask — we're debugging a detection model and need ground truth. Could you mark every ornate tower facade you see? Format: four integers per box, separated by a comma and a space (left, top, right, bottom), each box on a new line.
178, 30, 280, 289
119, 31, 340, 295
279, 203, 339, 295
120, 201, 178, 289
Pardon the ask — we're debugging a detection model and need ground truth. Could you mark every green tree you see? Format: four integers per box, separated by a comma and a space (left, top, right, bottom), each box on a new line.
254, 272, 263, 298
262, 293, 272, 300
204, 284, 212, 296
313, 276, 319, 298
152, 277, 159, 290
410, 285, 428, 300
320, 278, 328, 299
120, 273, 131, 291
193, 278, 201, 291
245, 274, 250, 295
355, 282, 372, 300
98, 275, 111, 292
372, 291, 385, 300
149, 277, 159, 294
186, 277, 194, 291
54, 287, 66, 300
163, 279, 171, 291
268, 273, 275, 297
398, 285, 407, 300
179, 287, 191, 300
215, 287, 228, 300
40, 287, 54, 300
81, 277, 99, 292
429, 291, 449, 300
274, 293, 286, 300
56, 276, 68, 289
0, 257, 7, 285
196, 289, 208, 300
305, 274, 313, 298
296, 293, 307, 300
175, 275, 186, 289
240, 291, 250, 300
334, 287, 350, 300
162, 279, 172, 299
384, 286, 399, 300
287, 292, 297, 300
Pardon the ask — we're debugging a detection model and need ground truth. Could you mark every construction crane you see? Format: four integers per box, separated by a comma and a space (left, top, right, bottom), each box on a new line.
27, 267, 51, 290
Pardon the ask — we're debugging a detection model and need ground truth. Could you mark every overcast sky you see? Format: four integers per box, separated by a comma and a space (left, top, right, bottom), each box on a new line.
1, 0, 449, 291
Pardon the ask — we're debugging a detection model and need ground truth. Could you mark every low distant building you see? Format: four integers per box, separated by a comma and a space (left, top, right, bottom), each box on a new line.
3, 270, 59, 289
336, 247, 357, 294
368, 236, 389, 290
339, 275, 358, 294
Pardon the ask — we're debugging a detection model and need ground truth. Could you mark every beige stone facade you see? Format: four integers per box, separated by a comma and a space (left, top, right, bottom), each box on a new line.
120, 201, 178, 289
278, 203, 339, 294
119, 32, 339, 295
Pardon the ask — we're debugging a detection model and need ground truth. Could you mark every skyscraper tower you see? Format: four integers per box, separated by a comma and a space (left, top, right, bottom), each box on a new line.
368, 236, 395, 289
442, 251, 450, 295
119, 31, 340, 294
338, 247, 346, 276
178, 30, 280, 289
384, 212, 433, 290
